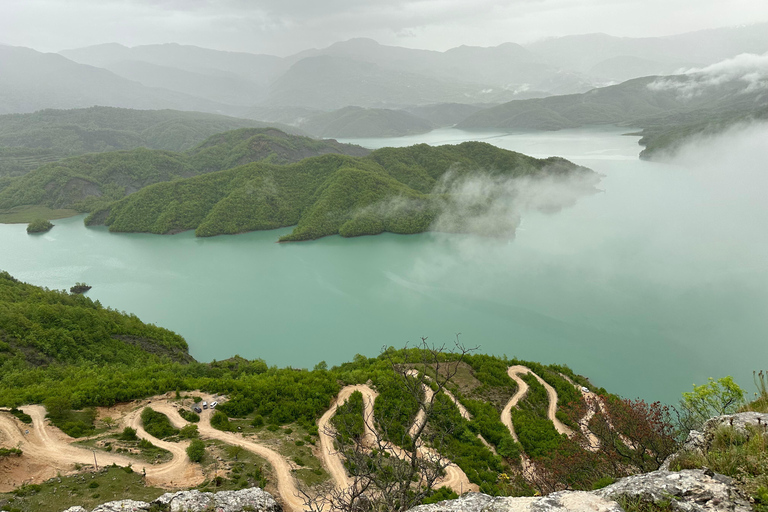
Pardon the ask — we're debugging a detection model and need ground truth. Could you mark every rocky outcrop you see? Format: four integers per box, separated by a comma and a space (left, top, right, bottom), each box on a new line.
59, 487, 282, 512
701, 412, 768, 445
408, 469, 751, 512
662, 412, 768, 470
597, 470, 751, 511
406, 491, 622, 511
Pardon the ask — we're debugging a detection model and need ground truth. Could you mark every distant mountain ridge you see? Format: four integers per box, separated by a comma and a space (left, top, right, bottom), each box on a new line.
51, 23, 768, 113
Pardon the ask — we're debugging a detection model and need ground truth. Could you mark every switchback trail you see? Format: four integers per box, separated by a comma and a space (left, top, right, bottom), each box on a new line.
123, 404, 204, 487
150, 400, 306, 512
317, 384, 378, 491
319, 379, 478, 498
558, 374, 600, 452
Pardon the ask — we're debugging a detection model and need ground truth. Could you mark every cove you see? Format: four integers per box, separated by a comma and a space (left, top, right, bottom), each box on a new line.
1, 126, 766, 404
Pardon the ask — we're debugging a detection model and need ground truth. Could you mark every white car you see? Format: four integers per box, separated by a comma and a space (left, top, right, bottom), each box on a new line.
211, 401, 218, 408
581, 386, 589, 393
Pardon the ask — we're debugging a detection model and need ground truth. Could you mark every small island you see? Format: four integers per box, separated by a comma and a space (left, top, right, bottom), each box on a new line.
69, 282, 92, 294
26, 218, 53, 234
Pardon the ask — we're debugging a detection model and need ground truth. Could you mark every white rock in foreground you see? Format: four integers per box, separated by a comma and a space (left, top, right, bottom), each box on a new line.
408, 469, 751, 512
59, 487, 282, 512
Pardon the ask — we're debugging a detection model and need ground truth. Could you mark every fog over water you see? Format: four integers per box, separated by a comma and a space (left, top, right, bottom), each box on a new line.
1, 125, 766, 404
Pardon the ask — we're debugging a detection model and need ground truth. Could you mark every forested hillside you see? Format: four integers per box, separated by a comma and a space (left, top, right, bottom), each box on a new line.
0, 128, 369, 217
0, 270, 191, 372
0, 107, 301, 178
86, 142, 594, 240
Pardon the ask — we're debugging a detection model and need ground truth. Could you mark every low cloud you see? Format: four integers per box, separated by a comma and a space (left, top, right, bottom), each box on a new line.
648, 52, 768, 98
430, 169, 601, 238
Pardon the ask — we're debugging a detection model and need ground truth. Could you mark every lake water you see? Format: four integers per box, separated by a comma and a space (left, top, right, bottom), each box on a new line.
1, 125, 766, 404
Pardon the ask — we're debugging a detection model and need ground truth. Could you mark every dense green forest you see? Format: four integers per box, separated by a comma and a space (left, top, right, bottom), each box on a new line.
0, 127, 369, 217
86, 141, 593, 240
0, 107, 303, 177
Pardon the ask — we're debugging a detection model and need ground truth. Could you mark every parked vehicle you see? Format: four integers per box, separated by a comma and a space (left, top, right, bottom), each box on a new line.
202, 401, 208, 409
193, 407, 202, 414
581, 386, 589, 393
211, 401, 218, 408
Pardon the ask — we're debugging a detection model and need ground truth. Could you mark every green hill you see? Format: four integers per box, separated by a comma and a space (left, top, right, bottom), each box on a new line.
0, 106, 304, 177
0, 128, 370, 218
86, 141, 593, 240
0, 270, 191, 372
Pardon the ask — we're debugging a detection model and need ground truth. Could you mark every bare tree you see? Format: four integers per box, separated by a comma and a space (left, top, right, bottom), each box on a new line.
305, 337, 475, 512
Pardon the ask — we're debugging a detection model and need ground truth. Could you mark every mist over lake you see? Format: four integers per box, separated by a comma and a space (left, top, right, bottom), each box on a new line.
2, 125, 766, 404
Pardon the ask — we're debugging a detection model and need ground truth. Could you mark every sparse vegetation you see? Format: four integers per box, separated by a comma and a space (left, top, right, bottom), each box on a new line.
0, 464, 165, 512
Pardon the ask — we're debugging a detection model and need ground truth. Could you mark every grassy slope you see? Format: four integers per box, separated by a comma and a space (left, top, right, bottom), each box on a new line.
89, 141, 592, 240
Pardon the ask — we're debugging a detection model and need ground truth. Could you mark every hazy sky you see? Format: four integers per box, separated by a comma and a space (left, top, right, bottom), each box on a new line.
2, 0, 768, 55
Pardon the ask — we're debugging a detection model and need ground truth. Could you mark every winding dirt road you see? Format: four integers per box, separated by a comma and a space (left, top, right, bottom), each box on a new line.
317, 384, 378, 491
558, 374, 600, 452
3, 366, 591, 507
123, 405, 204, 487
0, 405, 201, 492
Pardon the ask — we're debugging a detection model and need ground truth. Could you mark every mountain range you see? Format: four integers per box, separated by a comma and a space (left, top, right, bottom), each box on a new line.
1, 23, 766, 119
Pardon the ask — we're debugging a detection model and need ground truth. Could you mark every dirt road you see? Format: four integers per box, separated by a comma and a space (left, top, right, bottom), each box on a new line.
558, 374, 600, 451
0, 405, 199, 492
123, 405, 204, 487
317, 384, 378, 490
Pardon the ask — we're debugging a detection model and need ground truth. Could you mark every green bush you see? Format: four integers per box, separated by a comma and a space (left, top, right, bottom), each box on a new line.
10, 408, 32, 424
179, 409, 200, 423
141, 407, 179, 439
120, 427, 138, 441
187, 439, 205, 463
179, 424, 199, 439
210, 411, 236, 432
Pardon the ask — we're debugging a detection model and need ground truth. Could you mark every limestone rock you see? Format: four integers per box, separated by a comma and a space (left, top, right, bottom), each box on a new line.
661, 429, 706, 470
407, 491, 621, 511
409, 469, 750, 512
702, 412, 768, 446
596, 469, 752, 512
91, 500, 150, 512
663, 412, 768, 469
58, 487, 281, 512
155, 488, 281, 512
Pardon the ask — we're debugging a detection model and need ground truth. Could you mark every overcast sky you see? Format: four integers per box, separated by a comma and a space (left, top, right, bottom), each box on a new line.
2, 0, 768, 56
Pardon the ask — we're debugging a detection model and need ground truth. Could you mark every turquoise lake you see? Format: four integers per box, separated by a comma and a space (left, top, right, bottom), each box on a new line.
1, 125, 766, 404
